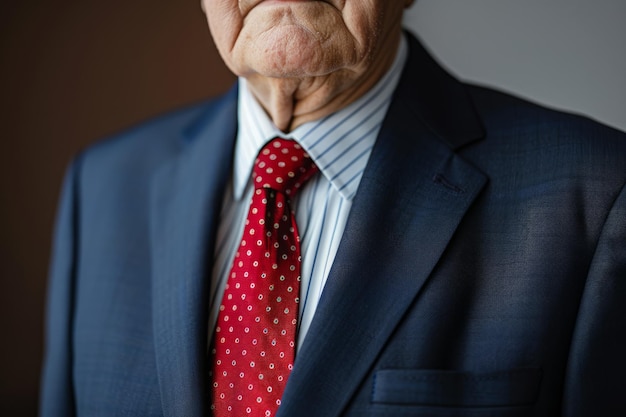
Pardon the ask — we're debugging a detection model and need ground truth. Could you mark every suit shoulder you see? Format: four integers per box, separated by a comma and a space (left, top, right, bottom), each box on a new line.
81, 91, 228, 167
464, 84, 626, 170
461, 84, 626, 199
465, 84, 626, 147
74, 87, 236, 180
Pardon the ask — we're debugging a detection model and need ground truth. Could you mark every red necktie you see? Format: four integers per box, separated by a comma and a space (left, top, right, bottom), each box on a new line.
211, 138, 318, 417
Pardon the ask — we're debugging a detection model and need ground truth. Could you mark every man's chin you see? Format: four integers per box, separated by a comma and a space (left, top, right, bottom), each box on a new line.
238, 29, 341, 78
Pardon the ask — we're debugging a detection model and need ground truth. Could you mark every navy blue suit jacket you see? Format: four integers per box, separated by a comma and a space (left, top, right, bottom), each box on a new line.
40, 34, 626, 416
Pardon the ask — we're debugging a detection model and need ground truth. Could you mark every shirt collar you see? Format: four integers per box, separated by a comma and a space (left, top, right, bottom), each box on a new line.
233, 34, 408, 201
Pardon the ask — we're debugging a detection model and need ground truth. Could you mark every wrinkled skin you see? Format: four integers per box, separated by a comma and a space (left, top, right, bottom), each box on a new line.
202, 0, 413, 131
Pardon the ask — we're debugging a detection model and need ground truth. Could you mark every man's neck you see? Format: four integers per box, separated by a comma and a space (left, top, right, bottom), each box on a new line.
243, 30, 403, 133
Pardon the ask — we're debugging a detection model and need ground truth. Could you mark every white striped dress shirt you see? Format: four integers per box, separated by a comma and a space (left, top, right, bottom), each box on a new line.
209, 36, 408, 347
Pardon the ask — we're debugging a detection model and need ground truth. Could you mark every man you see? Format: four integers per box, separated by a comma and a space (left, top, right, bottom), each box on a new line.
40, 1, 626, 416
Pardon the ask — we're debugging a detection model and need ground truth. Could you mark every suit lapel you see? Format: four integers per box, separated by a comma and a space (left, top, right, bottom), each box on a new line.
150, 89, 237, 417
277, 34, 488, 417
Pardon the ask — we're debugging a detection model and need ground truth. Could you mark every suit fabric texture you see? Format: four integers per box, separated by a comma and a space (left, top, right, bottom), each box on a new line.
40, 33, 626, 416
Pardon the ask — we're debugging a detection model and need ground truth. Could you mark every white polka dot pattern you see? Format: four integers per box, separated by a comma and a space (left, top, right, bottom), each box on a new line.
211, 138, 318, 417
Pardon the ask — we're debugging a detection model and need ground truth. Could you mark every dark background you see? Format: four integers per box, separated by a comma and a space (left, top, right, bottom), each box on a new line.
1, 1, 234, 415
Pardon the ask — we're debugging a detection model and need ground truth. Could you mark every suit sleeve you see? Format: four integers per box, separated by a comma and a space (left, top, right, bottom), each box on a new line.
39, 157, 81, 417
563, 182, 626, 415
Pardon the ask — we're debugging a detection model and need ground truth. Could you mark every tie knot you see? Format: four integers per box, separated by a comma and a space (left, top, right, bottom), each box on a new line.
253, 138, 318, 196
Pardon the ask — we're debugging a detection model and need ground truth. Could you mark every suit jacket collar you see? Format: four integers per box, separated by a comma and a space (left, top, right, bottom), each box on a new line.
394, 33, 485, 149
150, 32, 487, 417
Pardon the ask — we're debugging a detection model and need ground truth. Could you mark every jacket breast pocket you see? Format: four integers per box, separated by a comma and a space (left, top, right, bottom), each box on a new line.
372, 368, 542, 408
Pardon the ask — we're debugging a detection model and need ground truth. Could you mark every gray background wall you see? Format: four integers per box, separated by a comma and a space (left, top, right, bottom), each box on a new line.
405, 0, 626, 132
1, 0, 624, 415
